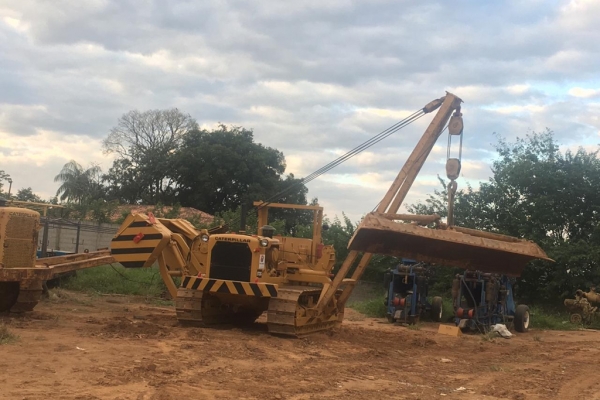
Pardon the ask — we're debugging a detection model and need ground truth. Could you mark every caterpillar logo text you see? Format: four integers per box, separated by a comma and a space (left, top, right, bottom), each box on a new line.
213, 236, 251, 243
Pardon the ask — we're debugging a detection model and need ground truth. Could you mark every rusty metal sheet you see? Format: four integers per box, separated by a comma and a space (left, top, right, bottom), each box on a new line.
0, 250, 115, 282
35, 250, 112, 267
348, 213, 553, 277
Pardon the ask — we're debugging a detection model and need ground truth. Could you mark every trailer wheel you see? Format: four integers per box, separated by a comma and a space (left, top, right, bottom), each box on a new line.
569, 313, 582, 325
431, 296, 443, 322
514, 304, 530, 333
0, 282, 20, 313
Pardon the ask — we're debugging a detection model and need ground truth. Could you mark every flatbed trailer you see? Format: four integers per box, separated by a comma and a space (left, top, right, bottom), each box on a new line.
0, 250, 115, 313
0, 198, 115, 313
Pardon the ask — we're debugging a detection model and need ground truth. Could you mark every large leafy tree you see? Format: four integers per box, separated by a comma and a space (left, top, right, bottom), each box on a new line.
408, 130, 600, 304
54, 160, 103, 205
103, 108, 198, 204
103, 158, 146, 204
174, 124, 307, 214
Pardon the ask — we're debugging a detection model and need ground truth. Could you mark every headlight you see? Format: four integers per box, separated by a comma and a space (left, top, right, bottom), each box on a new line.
259, 238, 268, 247
201, 234, 209, 242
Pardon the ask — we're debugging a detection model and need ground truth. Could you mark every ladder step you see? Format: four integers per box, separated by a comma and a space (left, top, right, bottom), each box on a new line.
342, 279, 356, 284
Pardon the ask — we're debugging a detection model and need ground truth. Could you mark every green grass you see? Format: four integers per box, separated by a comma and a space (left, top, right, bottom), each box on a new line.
346, 293, 589, 333
348, 298, 387, 318
0, 324, 19, 345
62, 264, 173, 298
528, 306, 577, 331
440, 298, 454, 321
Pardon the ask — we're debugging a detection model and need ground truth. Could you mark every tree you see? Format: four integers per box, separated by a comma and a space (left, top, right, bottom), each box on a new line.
54, 160, 103, 205
408, 130, 600, 304
15, 187, 43, 203
322, 213, 356, 270
174, 124, 307, 214
0, 170, 10, 196
103, 158, 145, 204
103, 108, 198, 204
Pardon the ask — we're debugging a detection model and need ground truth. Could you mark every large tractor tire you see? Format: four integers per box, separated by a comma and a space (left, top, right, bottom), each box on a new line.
569, 313, 583, 325
431, 296, 443, 322
514, 304, 530, 333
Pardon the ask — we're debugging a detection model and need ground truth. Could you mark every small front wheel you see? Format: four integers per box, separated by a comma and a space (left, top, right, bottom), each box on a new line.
514, 304, 530, 333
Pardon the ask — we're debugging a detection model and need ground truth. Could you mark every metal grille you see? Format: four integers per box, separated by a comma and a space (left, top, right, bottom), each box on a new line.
6, 212, 37, 239
210, 242, 252, 282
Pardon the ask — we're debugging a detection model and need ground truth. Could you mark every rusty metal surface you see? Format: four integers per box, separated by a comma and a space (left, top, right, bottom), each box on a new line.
348, 213, 553, 277
0, 250, 115, 282
0, 206, 40, 269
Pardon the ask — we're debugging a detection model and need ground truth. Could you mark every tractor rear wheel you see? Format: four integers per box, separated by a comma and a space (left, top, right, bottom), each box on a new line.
431, 296, 443, 322
569, 313, 583, 325
514, 304, 530, 333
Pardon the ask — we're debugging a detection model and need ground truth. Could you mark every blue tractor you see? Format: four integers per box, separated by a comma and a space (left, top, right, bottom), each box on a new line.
384, 259, 443, 324
451, 270, 530, 333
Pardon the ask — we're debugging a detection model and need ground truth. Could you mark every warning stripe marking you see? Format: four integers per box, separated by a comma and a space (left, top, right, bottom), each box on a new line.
182, 277, 278, 298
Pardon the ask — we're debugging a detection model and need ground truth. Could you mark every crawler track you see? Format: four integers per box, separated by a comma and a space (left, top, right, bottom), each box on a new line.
266, 287, 343, 336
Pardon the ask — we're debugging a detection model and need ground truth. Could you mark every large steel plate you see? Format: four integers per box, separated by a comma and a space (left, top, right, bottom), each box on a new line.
348, 213, 553, 277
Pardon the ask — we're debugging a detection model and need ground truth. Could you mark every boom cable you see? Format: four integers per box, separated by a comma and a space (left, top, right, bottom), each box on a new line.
222, 107, 428, 231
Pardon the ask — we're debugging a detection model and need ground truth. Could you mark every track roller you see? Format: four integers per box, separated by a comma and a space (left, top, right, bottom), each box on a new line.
175, 288, 263, 326
266, 287, 343, 337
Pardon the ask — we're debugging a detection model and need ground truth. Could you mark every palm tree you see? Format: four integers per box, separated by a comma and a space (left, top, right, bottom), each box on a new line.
54, 160, 102, 205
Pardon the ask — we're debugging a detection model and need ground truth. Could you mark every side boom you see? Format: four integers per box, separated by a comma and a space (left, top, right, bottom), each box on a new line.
317, 92, 463, 312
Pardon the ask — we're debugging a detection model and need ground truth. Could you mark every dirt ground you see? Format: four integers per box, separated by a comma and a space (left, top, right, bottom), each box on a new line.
1, 290, 600, 400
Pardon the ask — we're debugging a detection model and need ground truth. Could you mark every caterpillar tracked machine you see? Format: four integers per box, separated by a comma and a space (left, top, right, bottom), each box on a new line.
110, 92, 552, 336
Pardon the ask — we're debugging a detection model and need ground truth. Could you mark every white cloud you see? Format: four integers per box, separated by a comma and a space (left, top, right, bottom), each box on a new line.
0, 0, 600, 221
568, 87, 600, 98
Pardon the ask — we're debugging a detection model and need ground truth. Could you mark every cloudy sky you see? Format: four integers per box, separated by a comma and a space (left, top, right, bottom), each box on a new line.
1, 0, 599, 222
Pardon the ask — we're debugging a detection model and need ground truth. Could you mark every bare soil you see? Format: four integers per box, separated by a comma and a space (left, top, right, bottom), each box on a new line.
1, 290, 599, 400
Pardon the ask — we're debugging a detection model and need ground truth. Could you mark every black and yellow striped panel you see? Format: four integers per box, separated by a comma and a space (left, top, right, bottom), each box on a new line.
110, 220, 169, 268
181, 276, 278, 298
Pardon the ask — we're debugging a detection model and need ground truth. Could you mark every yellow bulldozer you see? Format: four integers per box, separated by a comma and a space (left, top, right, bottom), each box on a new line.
109, 92, 552, 336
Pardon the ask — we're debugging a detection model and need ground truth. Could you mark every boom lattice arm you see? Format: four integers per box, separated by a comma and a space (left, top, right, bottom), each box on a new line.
316, 92, 463, 312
